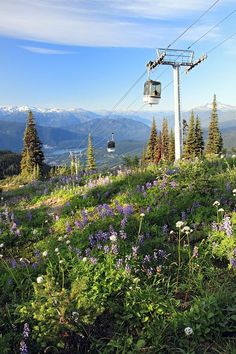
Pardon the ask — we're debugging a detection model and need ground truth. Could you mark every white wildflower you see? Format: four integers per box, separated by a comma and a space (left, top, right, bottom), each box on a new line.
42, 251, 48, 257
170, 230, 174, 234
36, 276, 44, 284
58, 237, 63, 241
66, 240, 70, 245
82, 257, 87, 262
140, 213, 145, 217
0, 243, 4, 248
110, 235, 117, 242
55, 248, 59, 253
232, 155, 236, 158
182, 226, 191, 234
213, 201, 220, 207
218, 208, 224, 213
233, 189, 236, 196
184, 327, 193, 336
0, 254, 3, 258
176, 221, 184, 228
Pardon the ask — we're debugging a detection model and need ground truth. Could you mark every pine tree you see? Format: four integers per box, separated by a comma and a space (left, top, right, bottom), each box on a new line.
205, 95, 223, 155
194, 115, 204, 157
184, 111, 195, 159
146, 117, 158, 163
86, 133, 96, 171
21, 111, 44, 177
155, 132, 162, 163
169, 129, 175, 162
161, 118, 169, 160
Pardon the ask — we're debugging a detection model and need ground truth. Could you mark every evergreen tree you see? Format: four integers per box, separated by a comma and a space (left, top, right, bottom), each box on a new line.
169, 129, 175, 162
194, 115, 204, 157
205, 94, 223, 155
155, 132, 162, 163
86, 133, 96, 171
141, 145, 148, 167
184, 111, 195, 159
21, 111, 44, 177
161, 118, 169, 160
146, 117, 158, 163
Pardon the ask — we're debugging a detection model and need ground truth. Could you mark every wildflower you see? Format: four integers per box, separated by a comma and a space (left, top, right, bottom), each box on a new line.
221, 216, 233, 237
182, 226, 191, 234
229, 257, 236, 268
23, 323, 30, 339
170, 230, 174, 234
184, 327, 193, 336
140, 213, 145, 217
0, 243, 4, 248
42, 251, 48, 257
20, 340, 28, 354
213, 201, 220, 207
36, 276, 44, 284
0, 254, 3, 258
110, 235, 117, 242
82, 257, 87, 262
218, 208, 224, 213
233, 189, 236, 196
176, 221, 184, 228
66, 240, 70, 245
55, 248, 59, 253
232, 155, 236, 158
59, 260, 63, 264
193, 246, 199, 258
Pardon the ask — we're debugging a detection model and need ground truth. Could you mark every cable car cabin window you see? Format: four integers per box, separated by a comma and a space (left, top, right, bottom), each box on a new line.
108, 141, 115, 149
144, 80, 161, 97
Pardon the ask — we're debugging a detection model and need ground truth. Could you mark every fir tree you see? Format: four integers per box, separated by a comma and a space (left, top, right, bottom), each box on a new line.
86, 133, 96, 171
21, 111, 44, 177
146, 117, 158, 163
205, 95, 223, 155
169, 129, 175, 162
161, 118, 169, 160
155, 132, 162, 163
194, 115, 204, 157
184, 111, 196, 159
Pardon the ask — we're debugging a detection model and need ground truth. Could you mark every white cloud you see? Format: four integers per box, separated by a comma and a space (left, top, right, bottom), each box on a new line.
0, 0, 233, 48
20, 46, 73, 54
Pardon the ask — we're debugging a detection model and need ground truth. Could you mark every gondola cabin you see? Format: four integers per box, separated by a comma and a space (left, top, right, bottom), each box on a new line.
107, 133, 115, 153
143, 80, 161, 105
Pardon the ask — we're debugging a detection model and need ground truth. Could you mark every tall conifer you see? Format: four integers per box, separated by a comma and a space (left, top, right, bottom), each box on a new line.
146, 117, 158, 163
205, 94, 223, 155
161, 118, 169, 160
184, 111, 195, 159
194, 115, 204, 157
169, 129, 175, 162
21, 110, 44, 177
86, 133, 96, 170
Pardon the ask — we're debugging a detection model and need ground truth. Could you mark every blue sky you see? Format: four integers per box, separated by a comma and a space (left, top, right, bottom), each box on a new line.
0, 0, 235, 112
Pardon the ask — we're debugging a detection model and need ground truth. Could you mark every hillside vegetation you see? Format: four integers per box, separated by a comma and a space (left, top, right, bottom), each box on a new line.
0, 158, 236, 353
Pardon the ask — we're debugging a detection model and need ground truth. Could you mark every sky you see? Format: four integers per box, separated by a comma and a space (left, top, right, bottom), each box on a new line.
0, 0, 235, 113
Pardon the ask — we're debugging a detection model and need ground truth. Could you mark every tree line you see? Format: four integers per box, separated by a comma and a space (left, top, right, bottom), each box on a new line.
142, 94, 223, 164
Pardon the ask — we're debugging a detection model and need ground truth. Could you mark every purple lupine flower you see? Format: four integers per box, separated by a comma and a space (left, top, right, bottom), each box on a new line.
221, 216, 233, 237
132, 246, 139, 258
143, 255, 151, 263
10, 259, 17, 268
230, 258, 236, 268
158, 249, 166, 258
170, 181, 177, 188
181, 211, 187, 221
162, 224, 169, 234
111, 243, 118, 255
125, 264, 131, 273
146, 206, 151, 213
123, 205, 134, 215
20, 340, 28, 354
143, 191, 147, 198
66, 223, 72, 233
211, 221, 218, 231
146, 267, 154, 277
116, 258, 123, 269
89, 257, 97, 265
119, 230, 127, 240
85, 248, 91, 256
23, 323, 30, 339
120, 217, 127, 229
104, 245, 110, 253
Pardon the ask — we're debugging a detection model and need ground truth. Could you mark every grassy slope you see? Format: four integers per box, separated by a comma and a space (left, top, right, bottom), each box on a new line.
0, 158, 236, 353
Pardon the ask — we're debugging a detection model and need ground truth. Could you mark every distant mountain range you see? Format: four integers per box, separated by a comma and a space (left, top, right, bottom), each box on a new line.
0, 103, 235, 164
